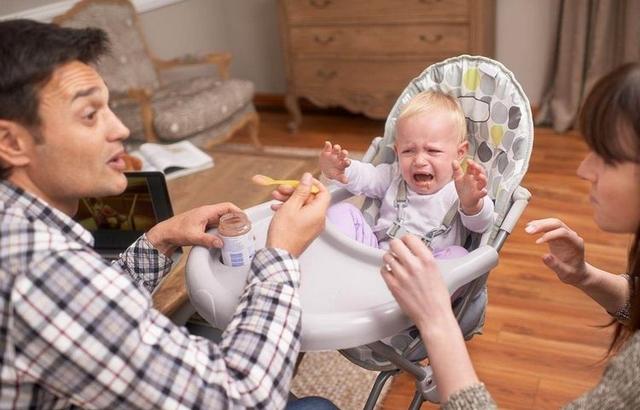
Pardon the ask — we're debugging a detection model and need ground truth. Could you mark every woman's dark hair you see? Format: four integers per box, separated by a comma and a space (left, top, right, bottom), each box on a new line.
0, 19, 109, 179
578, 62, 640, 352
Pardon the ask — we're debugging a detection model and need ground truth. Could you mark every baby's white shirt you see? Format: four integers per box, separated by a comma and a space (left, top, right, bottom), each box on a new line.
338, 159, 495, 250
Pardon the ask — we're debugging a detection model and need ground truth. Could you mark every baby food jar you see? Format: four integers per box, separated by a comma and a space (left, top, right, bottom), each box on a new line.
218, 211, 256, 267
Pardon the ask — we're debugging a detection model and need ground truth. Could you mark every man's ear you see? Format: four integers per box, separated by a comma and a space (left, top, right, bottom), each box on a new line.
0, 120, 33, 168
457, 140, 469, 160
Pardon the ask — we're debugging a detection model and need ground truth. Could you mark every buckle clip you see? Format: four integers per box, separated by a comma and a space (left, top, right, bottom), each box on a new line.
386, 220, 409, 239
421, 225, 452, 247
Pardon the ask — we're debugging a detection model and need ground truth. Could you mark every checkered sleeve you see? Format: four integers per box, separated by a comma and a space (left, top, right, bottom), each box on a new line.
220, 247, 302, 407
11, 246, 301, 409
114, 234, 173, 293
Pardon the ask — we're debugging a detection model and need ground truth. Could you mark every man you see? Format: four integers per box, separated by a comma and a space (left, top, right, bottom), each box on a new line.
0, 19, 330, 408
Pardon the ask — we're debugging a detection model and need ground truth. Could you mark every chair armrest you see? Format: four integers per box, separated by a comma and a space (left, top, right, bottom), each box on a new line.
441, 245, 499, 296
492, 186, 531, 251
114, 88, 158, 142
152, 52, 232, 80
362, 136, 383, 163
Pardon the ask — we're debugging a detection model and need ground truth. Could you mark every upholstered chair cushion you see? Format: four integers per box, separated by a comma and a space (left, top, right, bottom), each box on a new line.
55, 0, 261, 149
110, 78, 254, 142
58, 1, 160, 94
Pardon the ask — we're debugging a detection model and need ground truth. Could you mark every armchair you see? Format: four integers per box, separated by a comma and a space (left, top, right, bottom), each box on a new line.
54, 0, 261, 149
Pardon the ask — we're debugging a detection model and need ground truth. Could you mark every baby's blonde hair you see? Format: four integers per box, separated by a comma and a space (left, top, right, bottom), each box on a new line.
397, 90, 467, 144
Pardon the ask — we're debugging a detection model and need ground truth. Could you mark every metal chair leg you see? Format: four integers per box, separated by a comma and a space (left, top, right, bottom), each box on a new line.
366, 341, 427, 381
363, 370, 399, 410
408, 389, 424, 410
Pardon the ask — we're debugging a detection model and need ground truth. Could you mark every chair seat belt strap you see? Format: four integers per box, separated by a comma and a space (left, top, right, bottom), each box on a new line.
384, 180, 459, 248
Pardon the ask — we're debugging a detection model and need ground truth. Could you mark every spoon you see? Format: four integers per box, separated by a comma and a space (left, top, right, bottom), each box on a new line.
252, 174, 320, 194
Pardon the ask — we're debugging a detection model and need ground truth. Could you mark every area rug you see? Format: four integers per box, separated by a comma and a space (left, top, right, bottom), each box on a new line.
167, 144, 389, 409
291, 351, 391, 410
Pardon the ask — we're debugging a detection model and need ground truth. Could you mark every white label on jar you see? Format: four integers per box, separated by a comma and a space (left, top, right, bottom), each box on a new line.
220, 231, 255, 267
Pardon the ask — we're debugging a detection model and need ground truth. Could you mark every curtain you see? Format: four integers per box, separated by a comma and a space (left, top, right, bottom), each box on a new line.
536, 0, 640, 132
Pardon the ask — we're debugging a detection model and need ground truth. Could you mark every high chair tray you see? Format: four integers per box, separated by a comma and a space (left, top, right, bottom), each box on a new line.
186, 200, 499, 351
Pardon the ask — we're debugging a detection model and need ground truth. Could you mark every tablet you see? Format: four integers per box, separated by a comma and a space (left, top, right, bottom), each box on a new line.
74, 172, 174, 260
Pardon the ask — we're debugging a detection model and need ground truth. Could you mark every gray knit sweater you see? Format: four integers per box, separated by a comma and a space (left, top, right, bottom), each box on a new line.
442, 331, 640, 409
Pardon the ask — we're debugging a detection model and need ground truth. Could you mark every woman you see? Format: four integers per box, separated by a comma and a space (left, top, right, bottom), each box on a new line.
380, 62, 640, 408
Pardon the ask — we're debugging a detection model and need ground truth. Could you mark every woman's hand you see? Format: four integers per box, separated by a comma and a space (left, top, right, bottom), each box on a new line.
525, 218, 589, 286
380, 235, 455, 331
380, 235, 481, 399
266, 172, 330, 257
453, 159, 488, 216
319, 141, 351, 184
146, 202, 242, 257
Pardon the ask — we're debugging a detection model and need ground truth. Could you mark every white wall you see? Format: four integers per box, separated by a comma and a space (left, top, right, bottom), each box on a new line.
495, 0, 560, 105
140, 0, 286, 93
1, 0, 558, 105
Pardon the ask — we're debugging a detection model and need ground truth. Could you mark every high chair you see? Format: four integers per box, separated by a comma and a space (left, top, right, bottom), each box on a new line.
185, 55, 533, 409
337, 55, 533, 408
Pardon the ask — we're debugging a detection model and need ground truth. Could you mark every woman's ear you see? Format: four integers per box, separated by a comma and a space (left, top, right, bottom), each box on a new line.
0, 120, 33, 168
457, 140, 469, 160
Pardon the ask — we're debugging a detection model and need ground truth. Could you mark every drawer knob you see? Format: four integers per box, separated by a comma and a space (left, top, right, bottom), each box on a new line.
309, 0, 332, 8
316, 69, 337, 80
419, 34, 443, 43
314, 34, 335, 45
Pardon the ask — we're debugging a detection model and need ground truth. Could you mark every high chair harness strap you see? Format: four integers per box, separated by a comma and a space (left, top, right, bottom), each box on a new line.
385, 180, 459, 247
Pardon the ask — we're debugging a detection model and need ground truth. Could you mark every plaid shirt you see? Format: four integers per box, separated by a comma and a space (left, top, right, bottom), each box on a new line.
0, 181, 302, 409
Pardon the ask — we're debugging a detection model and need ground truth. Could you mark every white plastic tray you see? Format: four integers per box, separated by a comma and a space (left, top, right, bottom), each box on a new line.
186, 199, 498, 351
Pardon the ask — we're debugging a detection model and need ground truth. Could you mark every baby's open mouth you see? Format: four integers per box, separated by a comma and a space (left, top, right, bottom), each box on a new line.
413, 173, 434, 183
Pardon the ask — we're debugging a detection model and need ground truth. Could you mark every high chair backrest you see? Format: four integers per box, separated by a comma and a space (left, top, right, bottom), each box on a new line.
360, 55, 534, 244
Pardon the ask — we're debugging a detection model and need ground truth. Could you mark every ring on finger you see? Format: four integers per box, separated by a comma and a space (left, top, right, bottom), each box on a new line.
384, 263, 392, 272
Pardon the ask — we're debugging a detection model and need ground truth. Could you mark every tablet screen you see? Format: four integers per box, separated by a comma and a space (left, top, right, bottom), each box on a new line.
74, 172, 174, 257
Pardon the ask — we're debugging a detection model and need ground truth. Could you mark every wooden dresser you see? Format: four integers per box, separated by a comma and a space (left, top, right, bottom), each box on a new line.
278, 0, 495, 130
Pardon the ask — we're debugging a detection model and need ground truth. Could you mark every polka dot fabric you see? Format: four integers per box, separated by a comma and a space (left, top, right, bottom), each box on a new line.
362, 55, 534, 243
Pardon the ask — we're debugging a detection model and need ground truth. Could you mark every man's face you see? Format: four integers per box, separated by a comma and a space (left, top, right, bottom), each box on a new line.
395, 110, 467, 195
26, 61, 129, 214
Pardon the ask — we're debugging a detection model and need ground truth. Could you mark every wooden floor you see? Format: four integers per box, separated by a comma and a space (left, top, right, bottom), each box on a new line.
234, 110, 632, 409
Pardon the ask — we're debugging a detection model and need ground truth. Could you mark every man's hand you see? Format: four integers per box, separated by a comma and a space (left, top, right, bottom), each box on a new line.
266, 172, 330, 257
319, 141, 351, 184
525, 218, 589, 286
146, 202, 241, 257
453, 159, 488, 215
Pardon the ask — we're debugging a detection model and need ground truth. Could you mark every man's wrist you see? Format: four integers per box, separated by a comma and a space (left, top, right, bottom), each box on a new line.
146, 226, 177, 257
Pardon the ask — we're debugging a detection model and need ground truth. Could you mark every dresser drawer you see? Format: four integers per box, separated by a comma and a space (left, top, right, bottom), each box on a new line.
299, 84, 397, 118
283, 0, 469, 24
290, 24, 469, 57
293, 59, 430, 89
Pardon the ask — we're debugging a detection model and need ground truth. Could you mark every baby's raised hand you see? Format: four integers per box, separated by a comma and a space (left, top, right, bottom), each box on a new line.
453, 159, 488, 215
319, 141, 351, 184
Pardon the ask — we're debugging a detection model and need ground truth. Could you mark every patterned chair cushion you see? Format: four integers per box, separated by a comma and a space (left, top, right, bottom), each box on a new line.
56, 0, 160, 94
361, 55, 534, 243
110, 77, 254, 142
56, 0, 259, 148
153, 78, 254, 141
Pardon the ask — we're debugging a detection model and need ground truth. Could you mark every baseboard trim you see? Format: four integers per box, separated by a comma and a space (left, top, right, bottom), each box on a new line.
253, 93, 361, 115
253, 93, 286, 110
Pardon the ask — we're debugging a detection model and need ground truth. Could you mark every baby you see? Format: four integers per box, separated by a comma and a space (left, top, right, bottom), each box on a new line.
320, 90, 494, 256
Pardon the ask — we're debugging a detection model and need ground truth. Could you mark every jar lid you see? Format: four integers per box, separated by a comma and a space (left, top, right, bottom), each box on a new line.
218, 211, 251, 237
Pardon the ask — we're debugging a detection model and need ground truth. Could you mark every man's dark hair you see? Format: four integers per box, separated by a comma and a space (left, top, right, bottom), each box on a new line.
0, 19, 109, 179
